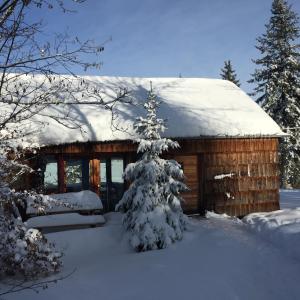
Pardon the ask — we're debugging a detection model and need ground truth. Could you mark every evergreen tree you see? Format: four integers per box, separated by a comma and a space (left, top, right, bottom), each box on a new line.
249, 0, 300, 187
116, 85, 188, 251
220, 60, 241, 86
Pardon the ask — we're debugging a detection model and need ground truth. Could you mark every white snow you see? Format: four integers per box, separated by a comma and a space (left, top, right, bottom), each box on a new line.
26, 213, 105, 228
115, 90, 187, 251
27, 190, 103, 215
3, 190, 300, 300
280, 189, 300, 209
243, 189, 300, 260
214, 172, 235, 180
8, 75, 285, 147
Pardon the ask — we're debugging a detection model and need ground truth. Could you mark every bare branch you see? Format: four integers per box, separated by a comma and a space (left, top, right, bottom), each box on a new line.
0, 269, 76, 299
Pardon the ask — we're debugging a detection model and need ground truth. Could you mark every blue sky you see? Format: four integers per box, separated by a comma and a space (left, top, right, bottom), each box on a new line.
29, 0, 300, 93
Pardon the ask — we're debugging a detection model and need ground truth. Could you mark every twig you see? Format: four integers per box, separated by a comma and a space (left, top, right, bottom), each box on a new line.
0, 268, 76, 299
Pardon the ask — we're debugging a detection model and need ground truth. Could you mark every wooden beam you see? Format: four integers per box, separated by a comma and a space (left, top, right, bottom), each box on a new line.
197, 154, 205, 215
90, 159, 100, 194
57, 154, 66, 193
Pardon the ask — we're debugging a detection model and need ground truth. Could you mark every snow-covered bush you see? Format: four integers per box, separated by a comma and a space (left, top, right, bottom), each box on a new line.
0, 214, 61, 278
116, 85, 188, 251
0, 152, 63, 279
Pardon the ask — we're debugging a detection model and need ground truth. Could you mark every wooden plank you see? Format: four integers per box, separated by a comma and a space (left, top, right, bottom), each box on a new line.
33, 137, 281, 217
174, 155, 199, 213
90, 159, 100, 194
57, 154, 66, 193
39, 138, 280, 155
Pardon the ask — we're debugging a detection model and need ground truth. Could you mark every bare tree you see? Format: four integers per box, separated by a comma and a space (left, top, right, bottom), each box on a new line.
0, 0, 131, 293
0, 0, 131, 144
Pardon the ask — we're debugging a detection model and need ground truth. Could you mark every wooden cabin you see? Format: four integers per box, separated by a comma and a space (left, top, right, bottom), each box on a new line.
23, 76, 284, 217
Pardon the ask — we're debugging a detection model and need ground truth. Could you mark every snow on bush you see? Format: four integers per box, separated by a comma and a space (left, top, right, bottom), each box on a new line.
243, 208, 300, 260
116, 85, 188, 251
0, 215, 61, 278
0, 153, 63, 279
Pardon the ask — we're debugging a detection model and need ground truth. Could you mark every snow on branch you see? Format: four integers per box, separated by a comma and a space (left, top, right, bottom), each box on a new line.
116, 84, 188, 251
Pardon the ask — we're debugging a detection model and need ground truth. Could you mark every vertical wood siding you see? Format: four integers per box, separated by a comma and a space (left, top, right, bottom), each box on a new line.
199, 138, 280, 216
36, 137, 280, 216
174, 155, 199, 213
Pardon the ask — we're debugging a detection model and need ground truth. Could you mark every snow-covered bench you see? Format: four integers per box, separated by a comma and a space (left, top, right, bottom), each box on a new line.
26, 190, 103, 217
26, 213, 106, 233
26, 190, 105, 232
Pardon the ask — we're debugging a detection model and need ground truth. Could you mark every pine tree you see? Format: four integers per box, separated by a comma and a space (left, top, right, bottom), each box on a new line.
116, 85, 188, 251
249, 0, 300, 187
220, 60, 241, 87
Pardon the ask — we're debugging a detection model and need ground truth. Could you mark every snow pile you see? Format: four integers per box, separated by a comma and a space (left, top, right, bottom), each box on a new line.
27, 190, 103, 215
243, 208, 300, 260
27, 213, 105, 229
8, 75, 285, 147
206, 211, 240, 222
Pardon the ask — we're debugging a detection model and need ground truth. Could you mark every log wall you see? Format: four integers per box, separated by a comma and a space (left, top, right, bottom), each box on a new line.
35, 137, 280, 216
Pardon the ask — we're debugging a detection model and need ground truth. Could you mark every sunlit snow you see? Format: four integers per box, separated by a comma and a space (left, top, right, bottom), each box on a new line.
9, 76, 285, 147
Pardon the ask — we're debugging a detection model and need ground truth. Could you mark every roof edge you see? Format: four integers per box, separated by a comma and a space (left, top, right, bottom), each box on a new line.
35, 134, 286, 149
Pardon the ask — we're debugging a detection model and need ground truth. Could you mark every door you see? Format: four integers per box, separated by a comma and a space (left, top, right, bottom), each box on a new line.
174, 155, 199, 214
99, 158, 124, 212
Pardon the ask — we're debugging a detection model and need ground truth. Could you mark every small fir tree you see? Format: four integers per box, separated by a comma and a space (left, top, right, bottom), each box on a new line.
249, 0, 300, 187
220, 60, 241, 87
116, 85, 188, 251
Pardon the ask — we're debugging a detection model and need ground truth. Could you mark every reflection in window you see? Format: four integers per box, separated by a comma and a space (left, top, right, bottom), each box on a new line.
99, 160, 108, 210
44, 157, 58, 190
66, 160, 82, 192
100, 160, 107, 185
111, 159, 124, 183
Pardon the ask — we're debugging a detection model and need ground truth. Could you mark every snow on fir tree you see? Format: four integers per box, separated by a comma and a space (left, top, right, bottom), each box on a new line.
116, 84, 188, 251
249, 0, 300, 188
220, 60, 241, 87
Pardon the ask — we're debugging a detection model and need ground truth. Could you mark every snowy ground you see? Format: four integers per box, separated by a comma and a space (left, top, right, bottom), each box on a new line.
280, 189, 300, 209
244, 190, 300, 261
3, 190, 300, 300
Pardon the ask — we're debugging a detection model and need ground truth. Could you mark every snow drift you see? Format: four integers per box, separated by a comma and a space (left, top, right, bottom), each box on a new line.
243, 208, 300, 260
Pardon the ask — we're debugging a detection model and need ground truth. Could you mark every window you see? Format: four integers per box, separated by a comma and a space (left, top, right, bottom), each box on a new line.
43, 156, 58, 191
66, 159, 83, 192
100, 160, 107, 186
98, 158, 124, 212
111, 158, 124, 183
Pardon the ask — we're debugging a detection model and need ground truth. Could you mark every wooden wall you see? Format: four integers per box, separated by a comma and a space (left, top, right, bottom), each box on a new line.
201, 139, 280, 216
174, 155, 199, 213
36, 137, 280, 216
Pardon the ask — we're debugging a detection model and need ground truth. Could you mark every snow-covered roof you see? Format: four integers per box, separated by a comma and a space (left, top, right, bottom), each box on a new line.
16, 76, 285, 147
